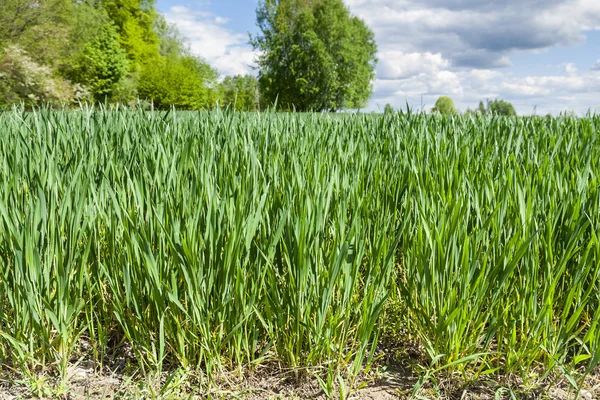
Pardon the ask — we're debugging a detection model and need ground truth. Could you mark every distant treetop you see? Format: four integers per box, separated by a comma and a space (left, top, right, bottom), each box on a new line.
432, 96, 456, 115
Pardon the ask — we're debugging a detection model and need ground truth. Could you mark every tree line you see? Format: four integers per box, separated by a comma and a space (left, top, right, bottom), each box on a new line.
0, 0, 262, 110
385, 97, 517, 116
0, 0, 520, 114
0, 0, 379, 112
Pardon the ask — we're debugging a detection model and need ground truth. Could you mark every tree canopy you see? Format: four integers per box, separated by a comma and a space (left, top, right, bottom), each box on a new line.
69, 24, 130, 102
0, 0, 226, 109
1, 0, 379, 111
251, 0, 377, 112
471, 99, 517, 116
487, 99, 516, 116
432, 96, 456, 115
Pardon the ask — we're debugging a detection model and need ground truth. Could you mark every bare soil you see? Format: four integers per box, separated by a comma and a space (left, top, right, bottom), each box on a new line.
1, 364, 598, 400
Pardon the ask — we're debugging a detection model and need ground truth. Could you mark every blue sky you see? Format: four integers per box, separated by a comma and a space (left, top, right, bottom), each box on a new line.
156, 0, 600, 114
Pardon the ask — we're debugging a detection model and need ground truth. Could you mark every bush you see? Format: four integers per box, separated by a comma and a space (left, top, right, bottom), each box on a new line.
0, 45, 87, 107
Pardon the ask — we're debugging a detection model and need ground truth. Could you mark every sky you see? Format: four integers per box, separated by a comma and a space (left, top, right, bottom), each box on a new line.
156, 0, 600, 115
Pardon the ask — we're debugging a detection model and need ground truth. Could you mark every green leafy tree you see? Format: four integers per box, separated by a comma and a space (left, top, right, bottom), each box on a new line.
138, 54, 218, 109
0, 0, 240, 110
0, 0, 110, 107
136, 7, 225, 110
251, 0, 377, 112
0, 0, 100, 69
0, 0, 68, 46
432, 96, 456, 115
384, 103, 394, 114
99, 0, 161, 104
487, 99, 516, 116
70, 24, 129, 102
218, 75, 260, 111
100, 0, 160, 66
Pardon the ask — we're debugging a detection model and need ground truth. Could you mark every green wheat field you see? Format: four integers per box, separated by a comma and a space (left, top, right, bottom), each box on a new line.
0, 107, 599, 397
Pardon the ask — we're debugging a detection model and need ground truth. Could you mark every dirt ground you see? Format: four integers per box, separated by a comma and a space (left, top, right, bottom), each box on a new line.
1, 364, 598, 400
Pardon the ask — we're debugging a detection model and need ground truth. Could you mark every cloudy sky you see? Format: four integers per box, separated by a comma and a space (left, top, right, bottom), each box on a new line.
156, 0, 600, 114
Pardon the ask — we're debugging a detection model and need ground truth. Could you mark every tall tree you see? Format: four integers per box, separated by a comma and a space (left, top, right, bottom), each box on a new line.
251, 0, 377, 112
100, 0, 160, 66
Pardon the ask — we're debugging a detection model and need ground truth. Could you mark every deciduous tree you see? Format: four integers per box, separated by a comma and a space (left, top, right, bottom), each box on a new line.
432, 96, 456, 115
138, 55, 218, 109
487, 99, 516, 116
251, 0, 377, 112
70, 24, 129, 102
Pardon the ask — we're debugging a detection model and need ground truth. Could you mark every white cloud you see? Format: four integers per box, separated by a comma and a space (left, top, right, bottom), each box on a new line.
162, 1, 600, 114
469, 69, 502, 82
377, 51, 448, 80
211, 46, 259, 77
562, 63, 578, 76
372, 67, 600, 115
343, 0, 600, 114
500, 82, 552, 97
163, 6, 258, 77
346, 0, 600, 68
